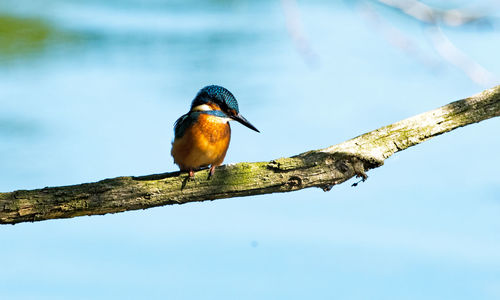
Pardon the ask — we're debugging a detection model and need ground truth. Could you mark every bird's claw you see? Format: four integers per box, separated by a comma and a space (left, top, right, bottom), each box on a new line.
207, 165, 216, 180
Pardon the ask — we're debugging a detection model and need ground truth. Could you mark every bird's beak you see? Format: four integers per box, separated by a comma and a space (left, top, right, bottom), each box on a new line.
231, 113, 260, 133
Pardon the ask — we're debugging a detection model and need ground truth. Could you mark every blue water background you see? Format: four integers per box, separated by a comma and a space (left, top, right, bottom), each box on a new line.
1, 1, 499, 299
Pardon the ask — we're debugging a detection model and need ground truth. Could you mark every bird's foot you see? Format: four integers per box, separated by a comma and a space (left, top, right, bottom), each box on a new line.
207, 165, 216, 180
181, 169, 195, 190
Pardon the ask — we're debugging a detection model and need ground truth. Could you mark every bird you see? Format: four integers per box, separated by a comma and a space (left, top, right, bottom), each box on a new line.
171, 85, 260, 178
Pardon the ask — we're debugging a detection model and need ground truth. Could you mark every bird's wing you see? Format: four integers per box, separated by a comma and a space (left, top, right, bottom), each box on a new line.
173, 113, 193, 139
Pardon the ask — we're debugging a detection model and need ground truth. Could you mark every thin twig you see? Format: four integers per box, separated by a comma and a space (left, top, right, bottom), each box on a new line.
281, 0, 320, 67
426, 25, 498, 87
373, 0, 493, 27
359, 3, 439, 68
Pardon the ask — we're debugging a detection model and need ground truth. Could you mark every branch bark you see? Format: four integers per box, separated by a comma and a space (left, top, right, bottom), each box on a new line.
1, 85, 499, 224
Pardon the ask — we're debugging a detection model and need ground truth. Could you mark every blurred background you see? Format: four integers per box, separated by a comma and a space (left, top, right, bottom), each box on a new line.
1, 0, 499, 299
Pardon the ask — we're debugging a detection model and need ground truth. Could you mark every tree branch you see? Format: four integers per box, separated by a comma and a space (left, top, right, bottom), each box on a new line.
1, 85, 499, 224
372, 0, 493, 27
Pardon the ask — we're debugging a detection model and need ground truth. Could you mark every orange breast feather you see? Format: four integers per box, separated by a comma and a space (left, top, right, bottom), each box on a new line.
171, 114, 231, 170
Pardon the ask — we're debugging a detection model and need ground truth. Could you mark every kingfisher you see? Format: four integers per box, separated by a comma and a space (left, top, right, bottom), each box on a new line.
171, 85, 260, 178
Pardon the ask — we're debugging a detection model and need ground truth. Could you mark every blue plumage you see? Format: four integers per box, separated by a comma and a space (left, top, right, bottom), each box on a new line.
191, 85, 240, 113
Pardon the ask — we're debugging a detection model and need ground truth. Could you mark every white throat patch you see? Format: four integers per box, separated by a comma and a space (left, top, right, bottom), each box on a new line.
192, 104, 213, 111
212, 116, 232, 124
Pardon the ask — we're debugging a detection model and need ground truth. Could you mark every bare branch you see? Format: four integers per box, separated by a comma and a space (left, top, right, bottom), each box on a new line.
281, 0, 319, 67
426, 26, 498, 86
363, 0, 498, 86
373, 0, 493, 27
1, 85, 499, 225
359, 3, 440, 68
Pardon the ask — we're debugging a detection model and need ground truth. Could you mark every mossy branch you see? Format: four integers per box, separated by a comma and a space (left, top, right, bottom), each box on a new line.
1, 85, 499, 225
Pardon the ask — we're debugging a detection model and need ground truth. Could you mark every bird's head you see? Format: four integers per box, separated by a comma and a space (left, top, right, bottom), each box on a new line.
191, 85, 260, 132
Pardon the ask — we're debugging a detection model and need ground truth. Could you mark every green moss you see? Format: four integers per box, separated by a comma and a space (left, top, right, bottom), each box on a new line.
213, 162, 268, 186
